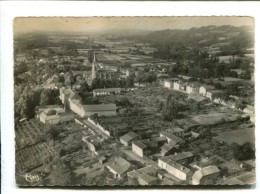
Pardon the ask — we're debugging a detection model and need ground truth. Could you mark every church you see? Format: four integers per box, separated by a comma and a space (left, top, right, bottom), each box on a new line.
85, 52, 120, 86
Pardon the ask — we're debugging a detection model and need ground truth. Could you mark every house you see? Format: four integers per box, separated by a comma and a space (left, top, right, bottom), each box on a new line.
179, 82, 188, 92
158, 156, 193, 181
106, 157, 131, 178
120, 131, 141, 146
164, 79, 173, 89
168, 127, 185, 137
168, 152, 194, 165
164, 78, 179, 89
161, 141, 179, 156
138, 173, 158, 185
243, 105, 254, 115
132, 141, 149, 158
206, 90, 225, 100
127, 165, 157, 179
43, 74, 60, 89
36, 105, 64, 115
132, 137, 167, 158
160, 132, 184, 144
199, 85, 216, 96
161, 178, 175, 185
186, 83, 200, 94
173, 81, 180, 90
59, 87, 77, 107
81, 104, 117, 117
192, 165, 220, 185
93, 88, 121, 97
39, 111, 74, 125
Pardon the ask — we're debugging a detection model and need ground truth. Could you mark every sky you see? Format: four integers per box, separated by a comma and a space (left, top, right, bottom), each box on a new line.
14, 16, 254, 34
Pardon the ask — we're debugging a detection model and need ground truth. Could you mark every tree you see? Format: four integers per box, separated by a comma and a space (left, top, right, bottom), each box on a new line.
231, 142, 255, 161
162, 94, 185, 121
40, 89, 61, 106
45, 125, 60, 146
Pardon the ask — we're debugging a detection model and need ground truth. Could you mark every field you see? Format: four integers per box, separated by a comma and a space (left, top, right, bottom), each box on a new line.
191, 112, 242, 126
98, 53, 153, 62
214, 128, 255, 145
15, 119, 45, 149
16, 142, 53, 173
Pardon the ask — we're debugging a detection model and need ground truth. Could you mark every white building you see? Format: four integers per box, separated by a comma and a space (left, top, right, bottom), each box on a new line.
81, 104, 117, 117
192, 165, 220, 185
199, 85, 216, 96
158, 157, 192, 181
93, 88, 121, 97
186, 84, 200, 94
164, 80, 173, 89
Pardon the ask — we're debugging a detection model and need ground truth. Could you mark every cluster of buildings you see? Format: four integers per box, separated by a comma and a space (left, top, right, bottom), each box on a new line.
111, 123, 222, 185
103, 151, 220, 185
164, 77, 225, 100
59, 87, 117, 118
164, 77, 255, 121
36, 105, 74, 125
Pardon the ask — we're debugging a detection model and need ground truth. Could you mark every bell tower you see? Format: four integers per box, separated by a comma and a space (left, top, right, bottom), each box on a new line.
91, 53, 96, 81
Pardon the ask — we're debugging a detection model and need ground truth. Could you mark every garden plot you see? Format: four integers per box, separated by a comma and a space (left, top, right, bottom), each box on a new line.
191, 112, 242, 126
214, 128, 255, 145
102, 54, 126, 61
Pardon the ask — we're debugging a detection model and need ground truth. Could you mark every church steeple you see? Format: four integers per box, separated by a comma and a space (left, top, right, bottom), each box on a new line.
91, 53, 96, 81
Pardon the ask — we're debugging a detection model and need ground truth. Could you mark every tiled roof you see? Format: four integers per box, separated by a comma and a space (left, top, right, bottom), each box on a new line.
159, 158, 191, 173
107, 157, 131, 175
120, 131, 139, 143
168, 152, 194, 161
160, 132, 183, 143
192, 165, 220, 181
133, 141, 147, 149
138, 173, 157, 183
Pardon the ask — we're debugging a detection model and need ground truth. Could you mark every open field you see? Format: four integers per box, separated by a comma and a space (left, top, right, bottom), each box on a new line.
214, 128, 255, 145
191, 112, 242, 126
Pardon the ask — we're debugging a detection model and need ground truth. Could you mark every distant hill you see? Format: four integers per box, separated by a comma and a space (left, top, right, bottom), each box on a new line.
140, 25, 254, 49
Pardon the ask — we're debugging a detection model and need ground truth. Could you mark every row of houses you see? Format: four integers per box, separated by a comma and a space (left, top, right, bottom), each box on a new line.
164, 78, 225, 100
104, 152, 220, 185
93, 88, 122, 97
164, 78, 255, 121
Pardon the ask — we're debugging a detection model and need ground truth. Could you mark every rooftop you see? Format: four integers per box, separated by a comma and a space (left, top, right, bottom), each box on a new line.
120, 131, 140, 143
160, 132, 183, 143
192, 165, 220, 181
133, 141, 147, 149
164, 152, 194, 162
159, 158, 191, 173
171, 127, 184, 133
107, 157, 131, 175
138, 173, 157, 183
